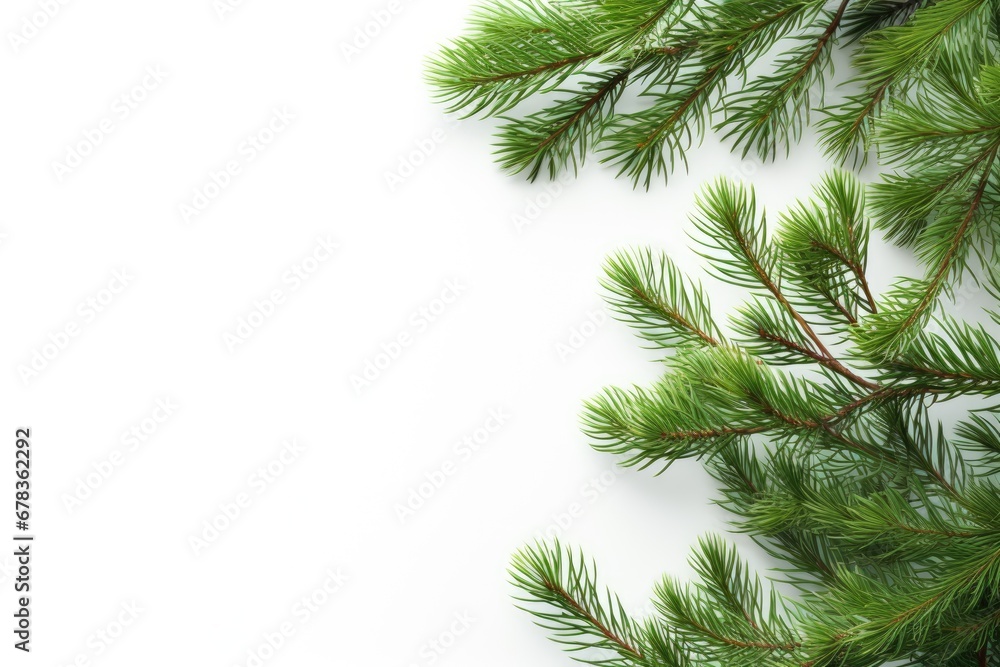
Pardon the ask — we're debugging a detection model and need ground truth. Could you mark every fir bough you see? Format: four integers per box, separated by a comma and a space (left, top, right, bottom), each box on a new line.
428, 4, 1000, 664
511, 167, 1000, 666
430, 3, 1000, 355
427, 0, 991, 186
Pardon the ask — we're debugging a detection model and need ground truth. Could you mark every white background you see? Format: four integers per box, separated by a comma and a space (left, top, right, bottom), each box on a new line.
0, 1, 919, 666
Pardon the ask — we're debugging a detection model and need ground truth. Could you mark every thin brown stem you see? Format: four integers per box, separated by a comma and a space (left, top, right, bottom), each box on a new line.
757, 328, 866, 377
898, 420, 960, 497
894, 147, 999, 341
841, 202, 878, 314
542, 581, 645, 659
632, 285, 721, 346
846, 80, 889, 141
635, 4, 795, 147
533, 68, 630, 154
648, 42, 696, 56
858, 277, 878, 314
807, 239, 873, 316
831, 298, 858, 325
637, 63, 723, 150
655, 385, 931, 443
768, 283, 873, 387
634, 2, 675, 36
738, 226, 879, 390
774, 0, 850, 98
683, 617, 801, 651
460, 52, 600, 85
661, 425, 770, 440
652, 382, 958, 496
886, 549, 1000, 629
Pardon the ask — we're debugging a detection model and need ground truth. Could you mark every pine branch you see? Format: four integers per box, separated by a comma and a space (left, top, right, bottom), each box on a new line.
956, 415, 1000, 477
817, 81, 889, 167
809, 544, 1000, 661
509, 164, 1000, 667
433, 0, 1000, 190
732, 296, 825, 365
602, 248, 724, 351
450, 1, 1000, 656
511, 541, 652, 665
879, 318, 1000, 397
496, 67, 632, 180
691, 179, 878, 389
820, 0, 992, 163
655, 536, 804, 664
434, 0, 931, 185
857, 145, 998, 357
777, 171, 877, 320
583, 0, 685, 56
719, 0, 849, 161
840, 0, 929, 41
427, 1, 606, 116
602, 57, 723, 188
707, 443, 846, 587
854, 0, 990, 87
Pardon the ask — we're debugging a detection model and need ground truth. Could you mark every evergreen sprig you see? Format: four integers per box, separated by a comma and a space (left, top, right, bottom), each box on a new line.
430, 5, 1000, 664
428, 0, 994, 187
432, 6, 1000, 357
510, 171, 1000, 666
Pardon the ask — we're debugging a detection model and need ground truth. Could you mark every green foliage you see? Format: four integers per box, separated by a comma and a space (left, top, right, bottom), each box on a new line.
858, 55, 1000, 357
430, 5, 1000, 663
510, 171, 1000, 666
601, 248, 725, 350
430, 4, 1000, 351
428, 0, 995, 186
429, 0, 820, 186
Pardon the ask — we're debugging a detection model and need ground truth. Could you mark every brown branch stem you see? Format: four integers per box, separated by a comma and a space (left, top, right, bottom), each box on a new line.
542, 580, 645, 659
